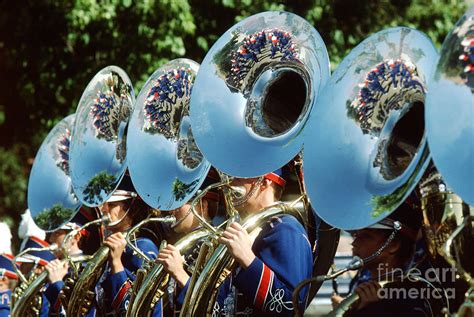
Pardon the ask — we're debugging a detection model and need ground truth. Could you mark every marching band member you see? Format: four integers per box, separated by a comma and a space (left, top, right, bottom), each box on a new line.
16, 236, 57, 317
332, 200, 432, 316
0, 222, 16, 317
18, 209, 46, 253
0, 254, 18, 317
44, 209, 92, 316
157, 169, 221, 316
95, 174, 160, 316
215, 168, 313, 316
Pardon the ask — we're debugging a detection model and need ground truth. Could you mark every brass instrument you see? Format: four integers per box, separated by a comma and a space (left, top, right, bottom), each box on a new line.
126, 227, 209, 316
419, 166, 473, 315
58, 217, 105, 308
188, 11, 330, 178
326, 281, 390, 317
66, 215, 175, 317
180, 11, 337, 316
69, 65, 135, 207
127, 58, 210, 211
125, 214, 176, 264
180, 199, 307, 317
66, 244, 110, 316
11, 272, 42, 317
13, 217, 104, 317
124, 214, 176, 316
303, 26, 438, 230
420, 169, 473, 285
12, 255, 91, 317
131, 178, 228, 315
425, 8, 473, 205
325, 264, 454, 317
328, 291, 359, 317
422, 8, 474, 315
125, 58, 216, 315
27, 114, 80, 232
126, 172, 229, 316
16, 113, 83, 316
66, 65, 136, 316
11, 244, 59, 317
298, 25, 440, 317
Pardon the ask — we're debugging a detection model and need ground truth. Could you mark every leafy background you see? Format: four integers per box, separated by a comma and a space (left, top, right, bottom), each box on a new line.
0, 0, 469, 250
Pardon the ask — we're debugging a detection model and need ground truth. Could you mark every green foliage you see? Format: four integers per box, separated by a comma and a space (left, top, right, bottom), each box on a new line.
0, 147, 27, 218
172, 178, 199, 201
83, 172, 117, 204
34, 204, 75, 231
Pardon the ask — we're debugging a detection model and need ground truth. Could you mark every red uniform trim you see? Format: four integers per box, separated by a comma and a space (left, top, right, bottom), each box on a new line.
255, 263, 272, 309
4, 271, 17, 280
30, 236, 50, 247
112, 281, 131, 311
264, 173, 286, 188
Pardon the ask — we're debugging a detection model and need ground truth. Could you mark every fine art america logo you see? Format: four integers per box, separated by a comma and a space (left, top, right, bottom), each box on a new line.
376, 263, 457, 300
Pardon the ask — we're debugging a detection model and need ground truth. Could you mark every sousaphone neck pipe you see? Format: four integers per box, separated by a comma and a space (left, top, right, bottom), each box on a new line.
125, 215, 176, 262
62, 217, 105, 272
13, 244, 58, 284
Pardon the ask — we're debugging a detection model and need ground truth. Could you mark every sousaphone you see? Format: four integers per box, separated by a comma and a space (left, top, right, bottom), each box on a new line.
127, 58, 210, 210
190, 10, 330, 177
69, 65, 135, 206
67, 66, 135, 316
126, 58, 211, 315
426, 7, 474, 205
15, 115, 80, 317
182, 11, 339, 316
304, 27, 438, 230
28, 114, 80, 231
424, 8, 474, 314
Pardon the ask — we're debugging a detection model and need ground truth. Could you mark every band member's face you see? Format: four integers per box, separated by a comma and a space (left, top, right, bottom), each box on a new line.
230, 177, 260, 213
0, 277, 8, 292
100, 201, 128, 222
49, 229, 67, 253
351, 229, 390, 266
171, 199, 207, 234
171, 203, 194, 234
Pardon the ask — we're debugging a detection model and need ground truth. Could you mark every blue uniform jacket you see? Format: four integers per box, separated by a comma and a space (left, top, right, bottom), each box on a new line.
166, 236, 207, 316
1, 282, 49, 317
39, 287, 50, 317
44, 252, 97, 317
0, 290, 11, 317
202, 215, 312, 316
44, 237, 160, 317
100, 237, 160, 316
44, 280, 68, 316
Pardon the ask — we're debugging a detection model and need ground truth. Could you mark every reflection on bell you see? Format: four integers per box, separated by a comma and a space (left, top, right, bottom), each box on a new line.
127, 59, 210, 210
69, 66, 135, 207
426, 7, 474, 204
304, 27, 438, 230
190, 11, 330, 177
27, 114, 81, 231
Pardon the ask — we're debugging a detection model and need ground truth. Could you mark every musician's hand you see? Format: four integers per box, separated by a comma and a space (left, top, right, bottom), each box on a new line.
157, 244, 189, 288
331, 293, 344, 309
218, 222, 256, 269
354, 281, 381, 310
104, 232, 126, 273
46, 259, 69, 284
